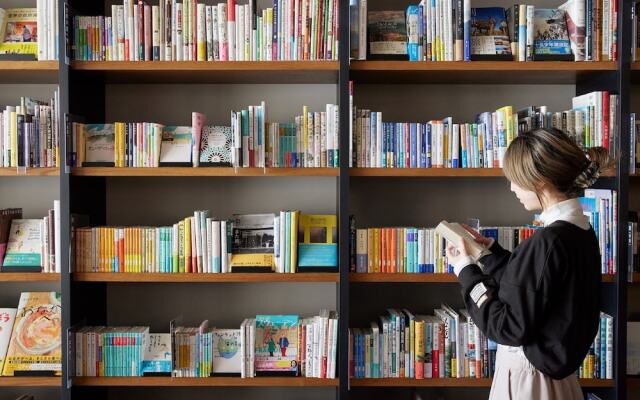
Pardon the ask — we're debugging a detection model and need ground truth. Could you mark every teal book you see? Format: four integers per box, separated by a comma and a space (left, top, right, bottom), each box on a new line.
2, 219, 42, 272
297, 214, 338, 271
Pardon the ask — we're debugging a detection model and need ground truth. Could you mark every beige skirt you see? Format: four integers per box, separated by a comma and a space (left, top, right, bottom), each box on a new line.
489, 345, 583, 400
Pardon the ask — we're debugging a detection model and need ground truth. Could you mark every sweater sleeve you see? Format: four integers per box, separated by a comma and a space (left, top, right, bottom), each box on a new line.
457, 240, 554, 347
478, 240, 512, 281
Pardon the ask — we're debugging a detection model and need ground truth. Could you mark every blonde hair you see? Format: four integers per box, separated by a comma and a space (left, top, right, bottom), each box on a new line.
503, 128, 614, 198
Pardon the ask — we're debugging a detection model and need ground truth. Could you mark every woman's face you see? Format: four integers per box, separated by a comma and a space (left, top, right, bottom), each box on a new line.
510, 181, 543, 211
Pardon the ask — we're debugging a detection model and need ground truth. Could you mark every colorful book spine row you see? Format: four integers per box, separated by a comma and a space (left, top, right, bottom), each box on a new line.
349, 223, 535, 274
579, 189, 617, 275
350, 90, 617, 168
350, 307, 498, 379
173, 322, 213, 377
73, 0, 338, 62
578, 312, 614, 379
74, 327, 150, 377
0, 92, 60, 168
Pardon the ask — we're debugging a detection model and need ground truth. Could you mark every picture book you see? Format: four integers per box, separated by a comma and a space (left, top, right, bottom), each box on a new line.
2, 292, 61, 376
230, 214, 275, 272
0, 8, 37, 58
212, 329, 241, 375
2, 220, 43, 272
255, 315, 299, 376
159, 126, 192, 166
434, 221, 491, 261
0, 309, 16, 373
367, 11, 407, 59
141, 333, 172, 376
297, 214, 338, 271
82, 124, 115, 167
470, 7, 512, 60
199, 126, 233, 166
0, 209, 22, 266
533, 8, 573, 60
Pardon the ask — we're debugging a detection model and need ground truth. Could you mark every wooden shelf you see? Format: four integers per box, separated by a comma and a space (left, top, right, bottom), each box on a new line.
74, 272, 339, 283
350, 61, 617, 84
351, 273, 616, 283
350, 378, 614, 388
629, 376, 640, 388
0, 273, 60, 282
73, 377, 338, 387
72, 167, 338, 177
0, 167, 59, 176
0, 377, 60, 387
350, 168, 616, 178
631, 273, 640, 283
71, 61, 339, 83
0, 61, 58, 84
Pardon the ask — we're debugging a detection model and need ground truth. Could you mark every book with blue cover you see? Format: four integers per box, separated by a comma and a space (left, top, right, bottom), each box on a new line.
297, 214, 338, 272
470, 7, 512, 60
533, 8, 574, 60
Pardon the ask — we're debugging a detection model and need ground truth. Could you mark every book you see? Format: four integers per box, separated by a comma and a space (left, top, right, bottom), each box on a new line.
0, 209, 22, 266
230, 213, 275, 272
470, 7, 512, 60
559, 0, 586, 61
199, 126, 233, 166
0, 8, 37, 59
82, 124, 115, 167
434, 221, 491, 261
159, 126, 192, 166
2, 220, 43, 272
254, 315, 299, 376
212, 329, 242, 375
367, 11, 408, 60
2, 292, 61, 376
141, 333, 172, 376
533, 8, 574, 60
191, 112, 205, 167
297, 214, 338, 272
0, 309, 17, 373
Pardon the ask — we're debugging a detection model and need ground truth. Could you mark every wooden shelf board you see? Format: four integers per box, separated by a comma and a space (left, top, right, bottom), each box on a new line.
72, 167, 338, 177
350, 61, 617, 84
0, 273, 60, 282
350, 168, 616, 178
629, 376, 640, 387
0, 377, 60, 387
351, 273, 615, 283
74, 272, 339, 283
0, 61, 58, 83
73, 377, 338, 387
71, 61, 339, 83
350, 378, 614, 388
631, 273, 640, 283
0, 167, 59, 176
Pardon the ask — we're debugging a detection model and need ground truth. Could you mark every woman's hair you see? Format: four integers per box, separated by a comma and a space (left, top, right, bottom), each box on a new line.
503, 128, 614, 198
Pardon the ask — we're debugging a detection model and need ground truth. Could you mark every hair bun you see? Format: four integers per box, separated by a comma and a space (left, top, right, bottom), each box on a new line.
574, 160, 600, 189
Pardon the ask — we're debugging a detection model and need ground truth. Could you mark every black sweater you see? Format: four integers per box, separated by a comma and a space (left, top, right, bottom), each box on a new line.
458, 221, 601, 380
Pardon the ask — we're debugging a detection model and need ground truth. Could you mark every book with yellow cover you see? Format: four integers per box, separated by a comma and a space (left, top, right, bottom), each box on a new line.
297, 214, 337, 272
2, 292, 61, 376
0, 8, 37, 58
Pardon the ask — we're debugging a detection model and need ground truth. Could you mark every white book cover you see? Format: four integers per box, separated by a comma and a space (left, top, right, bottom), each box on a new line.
212, 329, 242, 374
142, 333, 172, 374
159, 126, 192, 164
0, 308, 17, 372
3, 220, 42, 269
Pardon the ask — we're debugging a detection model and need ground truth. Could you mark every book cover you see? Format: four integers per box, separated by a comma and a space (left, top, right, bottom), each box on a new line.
199, 125, 233, 166
2, 220, 42, 272
159, 126, 192, 166
559, 0, 586, 61
2, 292, 61, 376
83, 124, 115, 167
141, 333, 172, 376
297, 214, 338, 271
0, 209, 22, 266
255, 315, 299, 375
533, 8, 574, 60
434, 221, 491, 261
0, 8, 37, 58
367, 11, 407, 59
470, 7, 512, 60
0, 309, 17, 373
230, 213, 275, 272
212, 329, 241, 375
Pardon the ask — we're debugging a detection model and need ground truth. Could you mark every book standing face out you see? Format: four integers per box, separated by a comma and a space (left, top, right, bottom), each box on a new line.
230, 214, 276, 272
212, 329, 242, 375
2, 219, 43, 272
470, 7, 512, 60
254, 315, 299, 376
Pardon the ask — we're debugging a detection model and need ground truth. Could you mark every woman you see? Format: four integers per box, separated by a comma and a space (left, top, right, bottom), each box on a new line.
446, 128, 612, 400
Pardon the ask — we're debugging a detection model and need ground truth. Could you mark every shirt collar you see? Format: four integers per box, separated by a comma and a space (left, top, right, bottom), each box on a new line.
539, 198, 591, 230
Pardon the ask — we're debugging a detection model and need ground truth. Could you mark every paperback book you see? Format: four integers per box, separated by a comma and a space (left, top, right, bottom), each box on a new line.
533, 8, 574, 60
470, 7, 512, 60
230, 214, 275, 272
254, 315, 299, 376
367, 11, 408, 60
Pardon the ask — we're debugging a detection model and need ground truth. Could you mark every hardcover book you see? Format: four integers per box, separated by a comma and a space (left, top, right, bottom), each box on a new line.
0, 8, 37, 58
470, 7, 512, 60
141, 333, 172, 376
230, 214, 275, 272
0, 209, 22, 266
2, 292, 61, 376
0, 308, 16, 373
435, 221, 491, 261
159, 126, 192, 166
212, 329, 241, 375
199, 125, 233, 166
367, 11, 407, 60
297, 214, 338, 271
533, 8, 573, 60
255, 315, 299, 376
2, 219, 43, 272
82, 124, 115, 167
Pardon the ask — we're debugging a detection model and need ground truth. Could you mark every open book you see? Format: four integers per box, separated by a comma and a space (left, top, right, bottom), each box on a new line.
435, 221, 491, 261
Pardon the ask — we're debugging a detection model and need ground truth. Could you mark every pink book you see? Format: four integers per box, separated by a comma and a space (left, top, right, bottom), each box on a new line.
227, 0, 236, 61
192, 0, 198, 60
191, 112, 206, 167
144, 4, 151, 61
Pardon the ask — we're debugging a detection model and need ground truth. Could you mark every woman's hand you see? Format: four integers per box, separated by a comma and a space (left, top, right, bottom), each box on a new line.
446, 241, 474, 276
461, 224, 493, 248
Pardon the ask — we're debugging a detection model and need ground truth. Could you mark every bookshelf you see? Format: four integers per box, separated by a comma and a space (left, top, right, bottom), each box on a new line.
0, 61, 58, 84
72, 377, 339, 387
349, 378, 615, 388
71, 167, 339, 177
0, 168, 59, 176
73, 272, 340, 283
349, 272, 617, 284
0, 273, 60, 282
0, 377, 60, 387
